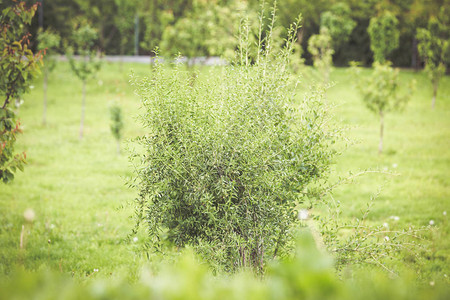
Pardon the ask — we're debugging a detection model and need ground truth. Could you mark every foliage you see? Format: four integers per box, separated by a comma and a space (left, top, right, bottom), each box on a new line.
66, 22, 101, 81
114, 0, 138, 56
416, 13, 449, 108
130, 14, 338, 272
0, 0, 42, 183
320, 2, 356, 48
160, 0, 246, 61
109, 103, 123, 154
307, 27, 334, 84
367, 12, 399, 64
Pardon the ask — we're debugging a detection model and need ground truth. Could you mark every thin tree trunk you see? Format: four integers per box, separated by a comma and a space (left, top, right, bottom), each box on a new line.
42, 69, 48, 125
79, 80, 86, 140
378, 110, 384, 155
432, 82, 437, 109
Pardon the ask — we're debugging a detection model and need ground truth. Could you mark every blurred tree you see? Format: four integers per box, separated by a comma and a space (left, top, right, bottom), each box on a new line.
320, 2, 356, 48
417, 11, 449, 109
308, 27, 333, 85
352, 62, 414, 154
114, 0, 138, 66
66, 22, 102, 139
73, 0, 118, 52
367, 12, 400, 63
0, 1, 43, 183
109, 103, 123, 155
160, 0, 245, 61
37, 29, 60, 125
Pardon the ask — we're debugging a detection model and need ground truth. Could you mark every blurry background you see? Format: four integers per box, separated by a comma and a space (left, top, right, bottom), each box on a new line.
0, 0, 448, 67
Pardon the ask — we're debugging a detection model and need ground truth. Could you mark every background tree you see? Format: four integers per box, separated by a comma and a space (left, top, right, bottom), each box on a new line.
0, 1, 42, 183
114, 0, 140, 65
307, 27, 333, 85
160, 0, 243, 62
66, 22, 101, 140
37, 29, 60, 125
320, 2, 356, 48
352, 62, 414, 154
109, 103, 123, 155
367, 12, 399, 64
416, 13, 449, 109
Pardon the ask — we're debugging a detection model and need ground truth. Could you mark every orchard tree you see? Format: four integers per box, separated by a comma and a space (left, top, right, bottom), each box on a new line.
417, 16, 449, 109
320, 2, 356, 48
367, 12, 399, 64
66, 22, 101, 139
37, 29, 60, 125
1, 1, 42, 183
307, 27, 333, 85
352, 62, 414, 154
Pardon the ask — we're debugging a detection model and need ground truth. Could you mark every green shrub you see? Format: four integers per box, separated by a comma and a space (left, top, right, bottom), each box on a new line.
129, 13, 338, 272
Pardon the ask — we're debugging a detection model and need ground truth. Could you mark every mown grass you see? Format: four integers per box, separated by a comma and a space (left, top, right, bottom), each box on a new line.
0, 61, 448, 282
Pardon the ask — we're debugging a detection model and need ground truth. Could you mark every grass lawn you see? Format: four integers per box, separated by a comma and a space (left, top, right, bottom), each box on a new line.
0, 62, 448, 282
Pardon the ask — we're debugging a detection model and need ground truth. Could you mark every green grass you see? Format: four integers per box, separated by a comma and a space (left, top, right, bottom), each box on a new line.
0, 62, 448, 282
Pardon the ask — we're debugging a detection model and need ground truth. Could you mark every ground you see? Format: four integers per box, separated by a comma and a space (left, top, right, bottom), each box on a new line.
0, 62, 448, 282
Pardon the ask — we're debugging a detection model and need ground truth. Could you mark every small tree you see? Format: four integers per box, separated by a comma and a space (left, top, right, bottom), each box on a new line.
320, 2, 356, 48
37, 29, 60, 125
417, 17, 449, 109
367, 12, 399, 64
352, 62, 414, 154
109, 103, 123, 155
307, 27, 334, 85
66, 22, 101, 139
1, 1, 42, 183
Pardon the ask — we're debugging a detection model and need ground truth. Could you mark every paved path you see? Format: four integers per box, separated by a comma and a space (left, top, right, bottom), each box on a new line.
58, 55, 228, 66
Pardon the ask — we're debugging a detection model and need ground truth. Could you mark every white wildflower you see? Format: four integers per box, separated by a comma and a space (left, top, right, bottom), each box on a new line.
298, 209, 309, 220
384, 236, 390, 242
93, 269, 99, 272
23, 209, 35, 222
392, 163, 398, 168
383, 223, 389, 229
429, 220, 435, 226
133, 237, 138, 242
443, 211, 447, 216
